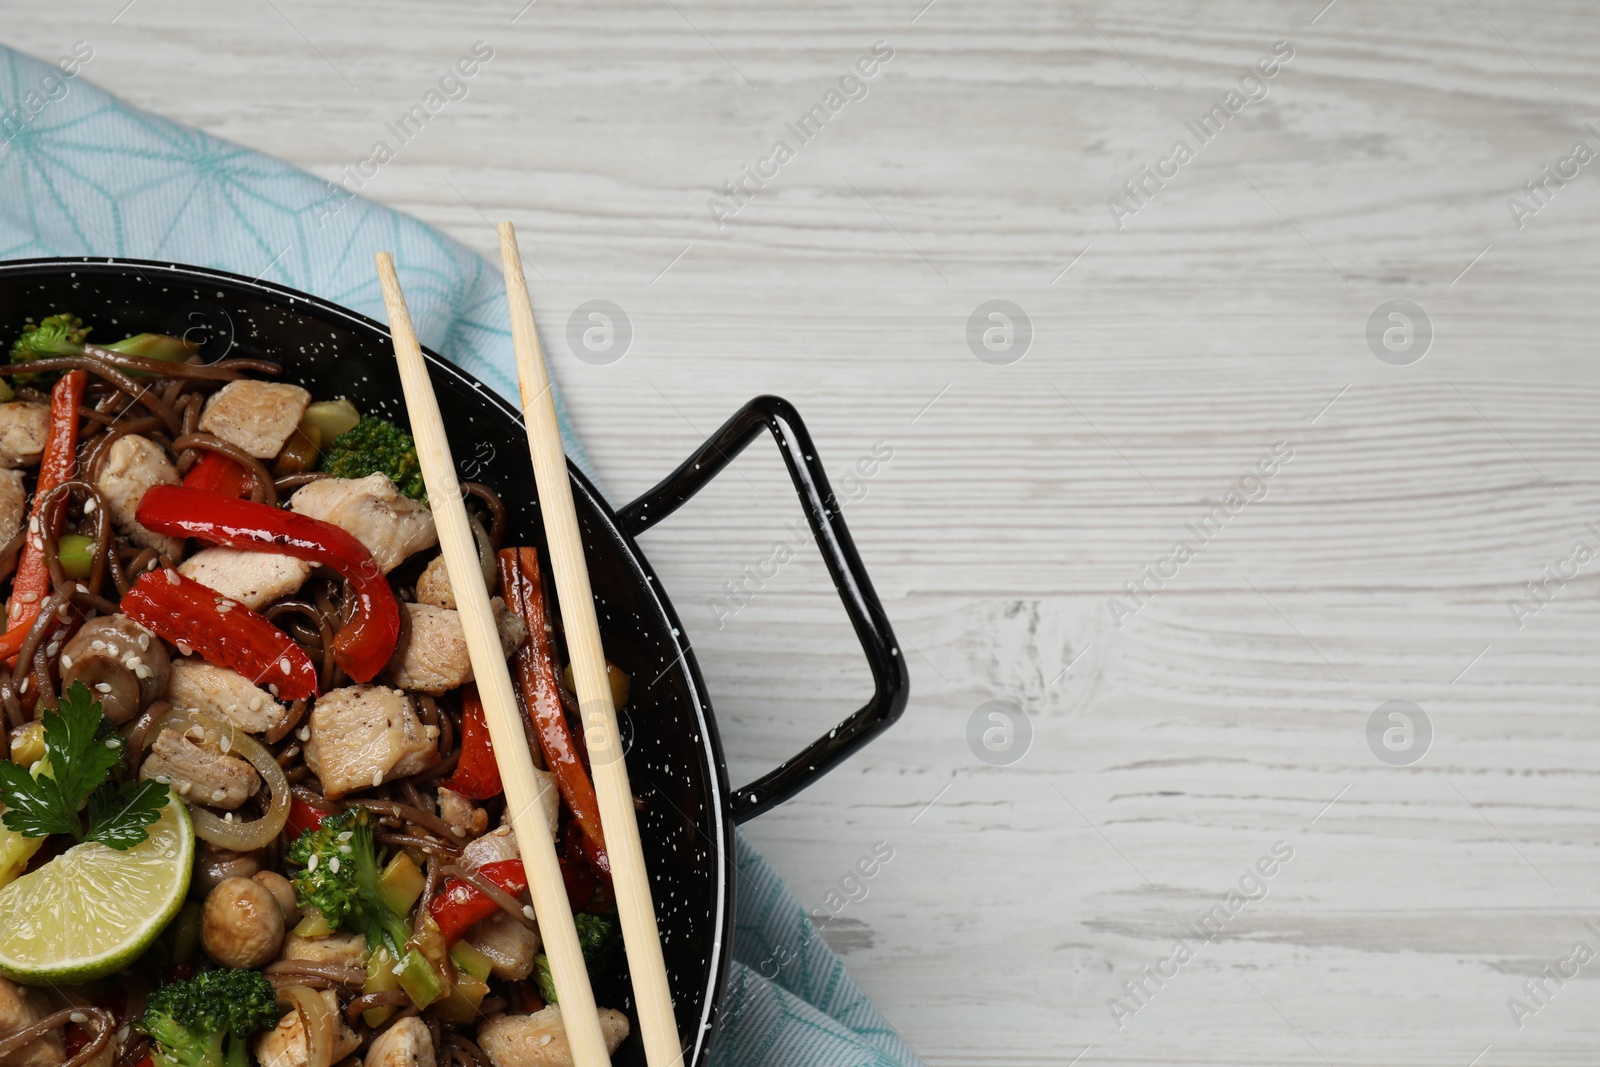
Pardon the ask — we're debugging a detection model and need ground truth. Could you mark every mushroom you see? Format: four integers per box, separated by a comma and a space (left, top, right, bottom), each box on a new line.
201, 876, 285, 969
60, 615, 169, 725
191, 841, 261, 897
253, 870, 301, 925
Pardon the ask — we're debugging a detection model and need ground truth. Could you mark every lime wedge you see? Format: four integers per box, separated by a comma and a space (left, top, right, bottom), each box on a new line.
0, 796, 193, 984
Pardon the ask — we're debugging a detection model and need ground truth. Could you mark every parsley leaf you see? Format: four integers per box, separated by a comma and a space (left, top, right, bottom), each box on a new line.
0, 759, 77, 838
0, 681, 168, 850
85, 778, 170, 851
45, 682, 123, 803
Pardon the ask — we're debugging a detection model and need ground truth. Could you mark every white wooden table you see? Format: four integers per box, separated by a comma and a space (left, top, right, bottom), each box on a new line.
9, 1, 1600, 1062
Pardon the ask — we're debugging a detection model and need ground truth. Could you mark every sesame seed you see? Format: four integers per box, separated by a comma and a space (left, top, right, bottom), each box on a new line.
329, 856, 341, 874
138, 634, 149, 650
297, 727, 311, 742
372, 769, 383, 788
211, 789, 227, 801
307, 852, 318, 871
337, 830, 353, 841
103, 738, 118, 749
95, 682, 112, 693
164, 568, 180, 585
178, 781, 192, 796
18, 678, 27, 694
279, 658, 291, 673
69, 1012, 86, 1025
60, 654, 72, 669
219, 736, 231, 754
84, 498, 97, 514
176, 642, 192, 656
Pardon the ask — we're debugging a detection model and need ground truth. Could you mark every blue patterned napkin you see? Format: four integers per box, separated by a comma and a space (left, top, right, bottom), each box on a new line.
0, 42, 920, 1067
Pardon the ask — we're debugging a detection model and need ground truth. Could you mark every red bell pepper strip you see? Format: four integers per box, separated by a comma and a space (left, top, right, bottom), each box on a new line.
122, 568, 319, 699
0, 370, 86, 661
429, 858, 529, 943
286, 796, 330, 838
136, 485, 400, 682
183, 450, 252, 498
498, 547, 610, 877
441, 684, 502, 800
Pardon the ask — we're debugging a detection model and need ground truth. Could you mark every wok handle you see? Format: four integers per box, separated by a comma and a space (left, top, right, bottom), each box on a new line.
616, 395, 909, 823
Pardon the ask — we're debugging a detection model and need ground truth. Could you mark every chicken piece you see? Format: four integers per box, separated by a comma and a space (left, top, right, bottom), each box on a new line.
477, 1006, 630, 1067
495, 598, 528, 652
254, 988, 360, 1067
167, 657, 289, 734
290, 473, 436, 574
415, 554, 455, 609
139, 725, 260, 809
198, 380, 312, 459
466, 911, 541, 981
385, 603, 471, 695
0, 469, 24, 549
96, 434, 183, 558
437, 785, 488, 839
385, 601, 525, 696
60, 614, 169, 726
364, 1016, 436, 1067
278, 930, 369, 971
0, 975, 66, 1067
460, 824, 520, 870
458, 770, 557, 864
178, 547, 311, 611
302, 685, 439, 799
0, 402, 50, 469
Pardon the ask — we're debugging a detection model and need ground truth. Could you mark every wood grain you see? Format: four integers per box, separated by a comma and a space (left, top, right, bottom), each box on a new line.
9, 0, 1600, 1062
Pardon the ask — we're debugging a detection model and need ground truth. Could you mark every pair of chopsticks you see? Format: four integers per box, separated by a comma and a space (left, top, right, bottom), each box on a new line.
376, 229, 679, 1067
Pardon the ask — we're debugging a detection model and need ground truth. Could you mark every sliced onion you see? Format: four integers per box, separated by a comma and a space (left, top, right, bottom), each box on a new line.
469, 513, 495, 590
143, 706, 289, 850
280, 984, 334, 1067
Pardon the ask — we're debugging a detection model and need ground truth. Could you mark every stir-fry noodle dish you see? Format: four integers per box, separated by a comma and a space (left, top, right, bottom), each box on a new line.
0, 313, 634, 1067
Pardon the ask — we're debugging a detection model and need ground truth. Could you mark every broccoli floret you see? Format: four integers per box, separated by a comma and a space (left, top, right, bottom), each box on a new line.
533, 915, 618, 1007
9, 312, 196, 393
318, 416, 426, 502
286, 805, 414, 956
576, 912, 618, 973
10, 312, 90, 361
137, 969, 278, 1067
535, 952, 558, 1005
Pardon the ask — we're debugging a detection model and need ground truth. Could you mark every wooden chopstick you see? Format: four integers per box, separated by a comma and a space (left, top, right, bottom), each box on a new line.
374, 253, 613, 1067
497, 223, 683, 1067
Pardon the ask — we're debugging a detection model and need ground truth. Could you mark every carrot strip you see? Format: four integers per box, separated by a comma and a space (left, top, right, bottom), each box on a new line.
0, 370, 87, 661
497, 546, 609, 876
